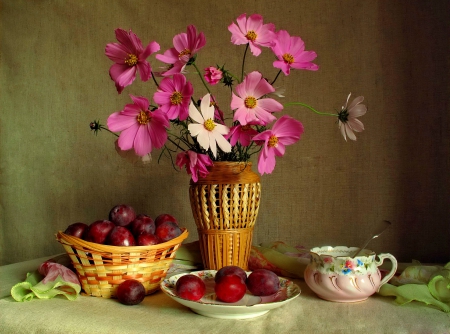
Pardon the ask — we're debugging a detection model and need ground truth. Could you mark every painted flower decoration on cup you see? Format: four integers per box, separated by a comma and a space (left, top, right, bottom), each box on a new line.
92, 13, 367, 181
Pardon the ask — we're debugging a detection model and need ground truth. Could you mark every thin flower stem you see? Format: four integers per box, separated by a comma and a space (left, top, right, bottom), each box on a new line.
151, 72, 159, 88
284, 102, 337, 117
192, 62, 211, 95
100, 125, 119, 137
270, 69, 282, 86
241, 44, 249, 82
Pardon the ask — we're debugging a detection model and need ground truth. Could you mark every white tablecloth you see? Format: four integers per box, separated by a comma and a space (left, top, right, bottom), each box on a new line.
1, 255, 449, 334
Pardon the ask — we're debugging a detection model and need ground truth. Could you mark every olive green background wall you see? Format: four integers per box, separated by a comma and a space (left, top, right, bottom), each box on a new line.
1, 0, 449, 265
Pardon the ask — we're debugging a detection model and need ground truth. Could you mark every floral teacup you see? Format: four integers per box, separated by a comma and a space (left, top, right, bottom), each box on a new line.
304, 246, 397, 302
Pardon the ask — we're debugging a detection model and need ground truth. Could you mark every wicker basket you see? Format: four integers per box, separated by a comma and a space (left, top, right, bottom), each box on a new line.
56, 228, 188, 298
189, 161, 261, 270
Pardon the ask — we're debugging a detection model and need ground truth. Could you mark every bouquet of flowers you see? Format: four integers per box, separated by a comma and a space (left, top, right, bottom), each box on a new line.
91, 13, 367, 182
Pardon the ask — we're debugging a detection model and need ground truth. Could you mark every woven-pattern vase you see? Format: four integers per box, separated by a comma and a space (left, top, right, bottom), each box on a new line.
189, 161, 261, 270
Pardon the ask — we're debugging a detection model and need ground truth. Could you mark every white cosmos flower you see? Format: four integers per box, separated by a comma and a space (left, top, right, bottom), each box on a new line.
338, 93, 367, 141
188, 94, 232, 157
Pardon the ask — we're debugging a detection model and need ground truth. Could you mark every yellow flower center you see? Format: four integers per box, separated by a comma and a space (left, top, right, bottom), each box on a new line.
244, 96, 257, 109
136, 110, 150, 125
282, 53, 294, 64
178, 48, 191, 58
125, 54, 138, 66
170, 91, 183, 105
268, 135, 278, 147
245, 30, 257, 41
204, 119, 216, 131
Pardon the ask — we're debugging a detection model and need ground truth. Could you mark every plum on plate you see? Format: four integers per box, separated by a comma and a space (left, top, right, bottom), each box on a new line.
214, 274, 247, 303
176, 274, 206, 301
215, 265, 247, 284
246, 269, 280, 296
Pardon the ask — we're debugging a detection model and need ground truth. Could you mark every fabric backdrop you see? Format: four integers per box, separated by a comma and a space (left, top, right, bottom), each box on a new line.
1, 0, 449, 265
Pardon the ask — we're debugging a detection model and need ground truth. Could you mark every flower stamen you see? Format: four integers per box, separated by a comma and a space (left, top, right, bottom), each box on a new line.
124, 54, 138, 66
170, 91, 183, 105
282, 53, 294, 64
179, 48, 191, 58
268, 135, 279, 147
136, 110, 150, 125
204, 119, 216, 131
244, 96, 257, 109
245, 30, 257, 41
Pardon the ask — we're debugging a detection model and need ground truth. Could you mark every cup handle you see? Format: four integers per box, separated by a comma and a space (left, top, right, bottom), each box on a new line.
375, 253, 398, 291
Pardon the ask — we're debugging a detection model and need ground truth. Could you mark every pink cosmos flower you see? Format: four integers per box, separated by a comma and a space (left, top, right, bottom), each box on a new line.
188, 94, 231, 158
228, 13, 276, 56
204, 66, 223, 85
153, 73, 193, 121
107, 95, 169, 156
271, 30, 319, 76
105, 28, 160, 94
338, 93, 367, 141
231, 71, 283, 126
225, 123, 260, 146
156, 25, 206, 76
253, 115, 304, 175
176, 150, 213, 182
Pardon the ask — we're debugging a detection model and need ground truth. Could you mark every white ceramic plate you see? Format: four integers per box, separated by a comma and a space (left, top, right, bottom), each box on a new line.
160, 270, 301, 319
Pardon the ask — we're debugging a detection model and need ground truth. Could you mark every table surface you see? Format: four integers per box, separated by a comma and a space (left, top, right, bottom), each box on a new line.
1, 255, 449, 334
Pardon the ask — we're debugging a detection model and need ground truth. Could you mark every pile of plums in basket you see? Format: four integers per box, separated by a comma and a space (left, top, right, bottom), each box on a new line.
64, 204, 182, 246
175, 266, 280, 303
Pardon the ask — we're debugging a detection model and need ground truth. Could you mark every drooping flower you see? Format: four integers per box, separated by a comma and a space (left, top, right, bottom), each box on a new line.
271, 30, 319, 76
188, 94, 231, 158
204, 66, 223, 85
176, 150, 213, 182
253, 115, 304, 175
338, 93, 367, 141
228, 13, 276, 56
231, 71, 283, 125
156, 25, 206, 76
105, 28, 160, 94
153, 73, 193, 120
107, 95, 169, 156
225, 122, 260, 147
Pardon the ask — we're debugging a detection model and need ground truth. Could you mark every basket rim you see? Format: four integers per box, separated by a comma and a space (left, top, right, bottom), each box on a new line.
56, 228, 188, 253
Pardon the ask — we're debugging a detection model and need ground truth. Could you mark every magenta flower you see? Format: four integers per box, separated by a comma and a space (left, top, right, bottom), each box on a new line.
105, 28, 160, 94
188, 94, 231, 158
107, 95, 169, 156
225, 123, 259, 147
176, 150, 213, 183
271, 30, 319, 76
204, 66, 223, 85
153, 73, 193, 121
338, 93, 367, 141
228, 13, 276, 56
231, 71, 283, 125
156, 25, 206, 76
253, 115, 304, 175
